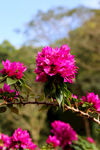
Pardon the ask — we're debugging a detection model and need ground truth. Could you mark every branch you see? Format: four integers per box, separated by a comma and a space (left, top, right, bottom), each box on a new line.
8, 101, 59, 106
4, 101, 100, 125
64, 104, 100, 125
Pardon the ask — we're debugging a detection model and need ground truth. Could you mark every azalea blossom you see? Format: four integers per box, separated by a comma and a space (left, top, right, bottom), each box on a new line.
82, 92, 100, 112
0, 133, 11, 148
35, 45, 78, 83
0, 59, 27, 79
47, 120, 78, 149
46, 135, 60, 148
0, 83, 19, 101
11, 128, 38, 150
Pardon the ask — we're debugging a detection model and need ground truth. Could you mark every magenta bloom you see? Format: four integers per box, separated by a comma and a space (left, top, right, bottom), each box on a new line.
0, 83, 18, 101
72, 94, 78, 99
0, 59, 27, 79
35, 45, 78, 83
11, 128, 38, 150
46, 135, 60, 148
82, 92, 100, 112
86, 137, 95, 144
0, 133, 11, 148
50, 120, 78, 148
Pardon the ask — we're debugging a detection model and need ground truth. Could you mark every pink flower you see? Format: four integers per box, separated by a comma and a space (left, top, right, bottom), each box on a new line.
82, 92, 100, 112
86, 137, 95, 144
11, 128, 38, 150
50, 120, 78, 148
72, 94, 78, 99
0, 59, 27, 79
35, 45, 78, 83
0, 133, 11, 148
0, 83, 19, 101
46, 135, 60, 148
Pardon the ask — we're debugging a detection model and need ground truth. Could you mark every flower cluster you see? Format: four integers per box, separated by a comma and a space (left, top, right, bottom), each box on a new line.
47, 120, 78, 148
0, 83, 18, 101
72, 92, 100, 113
35, 45, 78, 83
0, 59, 27, 79
0, 133, 11, 149
46, 135, 60, 148
11, 128, 38, 150
82, 92, 100, 112
0, 128, 38, 150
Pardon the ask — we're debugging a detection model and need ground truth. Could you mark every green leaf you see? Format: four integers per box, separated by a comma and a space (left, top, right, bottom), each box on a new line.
64, 88, 72, 107
75, 99, 82, 103
18, 79, 23, 86
0, 76, 7, 83
62, 98, 65, 110
64, 88, 72, 99
56, 90, 63, 106
0, 107, 7, 113
24, 84, 32, 91
0, 83, 4, 88
7, 77, 17, 85
82, 103, 87, 107
82, 102, 90, 108
41, 144, 55, 150
72, 136, 99, 150
44, 81, 56, 97
66, 98, 71, 107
